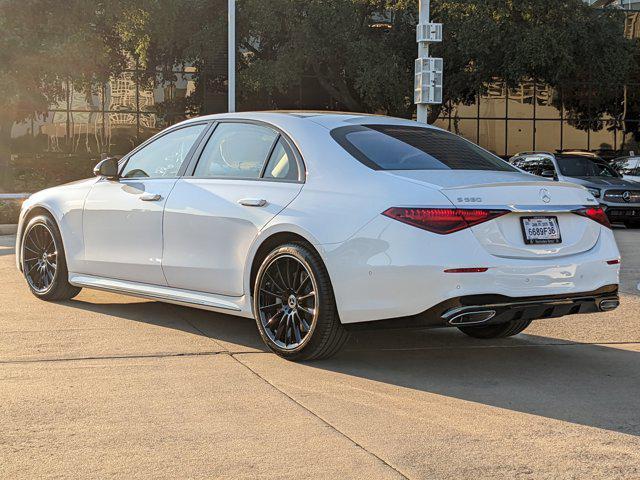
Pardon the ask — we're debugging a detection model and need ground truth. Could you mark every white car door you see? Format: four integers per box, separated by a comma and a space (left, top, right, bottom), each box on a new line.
162, 121, 304, 296
81, 122, 209, 284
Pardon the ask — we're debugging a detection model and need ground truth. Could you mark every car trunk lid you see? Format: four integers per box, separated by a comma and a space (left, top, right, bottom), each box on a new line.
385, 170, 602, 259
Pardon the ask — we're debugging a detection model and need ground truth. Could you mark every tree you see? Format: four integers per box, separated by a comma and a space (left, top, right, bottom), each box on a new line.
231, 0, 637, 126
236, 0, 416, 116
0, 0, 128, 173
429, 0, 637, 126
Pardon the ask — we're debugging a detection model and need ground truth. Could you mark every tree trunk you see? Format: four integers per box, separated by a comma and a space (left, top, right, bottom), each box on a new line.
0, 120, 13, 192
427, 104, 443, 125
312, 65, 363, 112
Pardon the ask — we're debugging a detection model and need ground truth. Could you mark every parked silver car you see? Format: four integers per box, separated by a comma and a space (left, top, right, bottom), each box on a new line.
611, 156, 640, 183
510, 152, 640, 227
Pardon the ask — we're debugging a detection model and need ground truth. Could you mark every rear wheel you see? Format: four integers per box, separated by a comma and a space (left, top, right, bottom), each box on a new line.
21, 214, 81, 301
253, 243, 349, 361
458, 319, 532, 339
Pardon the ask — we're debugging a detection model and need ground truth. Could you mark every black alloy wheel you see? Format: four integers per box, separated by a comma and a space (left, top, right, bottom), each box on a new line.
22, 215, 81, 301
254, 243, 349, 361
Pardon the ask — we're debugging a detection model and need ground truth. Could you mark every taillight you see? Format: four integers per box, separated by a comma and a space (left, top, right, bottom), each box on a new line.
382, 207, 509, 234
572, 207, 611, 229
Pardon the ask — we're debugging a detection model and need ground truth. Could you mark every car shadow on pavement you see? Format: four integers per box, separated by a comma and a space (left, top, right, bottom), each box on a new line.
62, 298, 270, 351
322, 328, 640, 438
63, 297, 640, 437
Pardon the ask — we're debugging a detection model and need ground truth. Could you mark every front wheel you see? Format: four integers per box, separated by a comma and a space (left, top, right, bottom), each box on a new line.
458, 319, 532, 339
253, 243, 349, 361
21, 214, 82, 301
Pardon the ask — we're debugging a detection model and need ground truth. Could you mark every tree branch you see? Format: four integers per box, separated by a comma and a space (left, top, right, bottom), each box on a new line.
312, 64, 363, 111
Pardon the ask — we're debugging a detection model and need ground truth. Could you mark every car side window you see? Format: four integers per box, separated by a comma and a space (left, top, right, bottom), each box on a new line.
194, 123, 278, 179
263, 139, 299, 181
121, 124, 206, 179
616, 158, 639, 176
513, 158, 537, 174
539, 158, 556, 176
515, 157, 555, 176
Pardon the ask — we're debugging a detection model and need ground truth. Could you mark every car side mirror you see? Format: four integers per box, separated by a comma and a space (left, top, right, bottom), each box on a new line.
540, 170, 557, 180
94, 157, 120, 180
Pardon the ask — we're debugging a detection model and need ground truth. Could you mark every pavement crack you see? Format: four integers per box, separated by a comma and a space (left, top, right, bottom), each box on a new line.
231, 353, 411, 480
0, 350, 226, 365
346, 340, 640, 353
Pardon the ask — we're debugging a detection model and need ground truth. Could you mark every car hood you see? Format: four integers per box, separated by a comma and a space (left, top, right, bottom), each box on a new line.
564, 176, 639, 188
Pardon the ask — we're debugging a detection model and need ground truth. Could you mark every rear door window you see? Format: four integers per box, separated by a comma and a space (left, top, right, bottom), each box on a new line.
194, 123, 278, 179
263, 139, 299, 181
331, 124, 515, 172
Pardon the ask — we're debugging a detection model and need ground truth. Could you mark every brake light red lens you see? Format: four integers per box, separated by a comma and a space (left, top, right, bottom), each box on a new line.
572, 207, 611, 229
382, 207, 509, 234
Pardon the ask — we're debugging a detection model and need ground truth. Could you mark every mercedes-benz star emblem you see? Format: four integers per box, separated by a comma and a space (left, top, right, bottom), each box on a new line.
623, 191, 631, 203
540, 188, 551, 204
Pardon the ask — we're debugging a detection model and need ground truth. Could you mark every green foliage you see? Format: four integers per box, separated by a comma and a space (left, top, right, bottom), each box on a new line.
431, 0, 637, 126
236, 0, 416, 116
1, 155, 95, 193
0, 0, 129, 124
196, 0, 636, 124
0, 199, 22, 224
0, 0, 637, 139
0, 0, 130, 174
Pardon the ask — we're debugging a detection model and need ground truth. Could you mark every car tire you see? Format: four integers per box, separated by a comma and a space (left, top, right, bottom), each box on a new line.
457, 319, 532, 339
21, 214, 82, 301
253, 242, 349, 361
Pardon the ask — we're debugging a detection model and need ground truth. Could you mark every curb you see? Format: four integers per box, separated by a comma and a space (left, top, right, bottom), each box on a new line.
0, 225, 18, 235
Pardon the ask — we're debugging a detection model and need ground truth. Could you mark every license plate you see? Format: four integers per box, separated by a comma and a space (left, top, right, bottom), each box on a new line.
520, 216, 562, 245
610, 209, 637, 217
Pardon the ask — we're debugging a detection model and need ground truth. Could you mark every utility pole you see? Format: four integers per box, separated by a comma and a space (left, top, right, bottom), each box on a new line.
415, 0, 443, 123
228, 0, 236, 113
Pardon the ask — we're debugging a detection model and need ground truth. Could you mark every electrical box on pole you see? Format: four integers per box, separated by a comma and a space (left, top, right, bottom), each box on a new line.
415, 1, 443, 123
414, 58, 443, 105
416, 22, 443, 43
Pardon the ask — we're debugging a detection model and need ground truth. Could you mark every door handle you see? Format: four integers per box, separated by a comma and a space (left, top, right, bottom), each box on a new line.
238, 198, 267, 207
140, 193, 162, 201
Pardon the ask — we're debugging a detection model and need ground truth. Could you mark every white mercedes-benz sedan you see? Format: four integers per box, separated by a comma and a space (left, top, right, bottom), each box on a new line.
16, 112, 621, 360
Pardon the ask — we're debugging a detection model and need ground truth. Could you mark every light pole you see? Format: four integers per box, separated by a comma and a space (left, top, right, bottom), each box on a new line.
415, 0, 443, 123
228, 0, 236, 113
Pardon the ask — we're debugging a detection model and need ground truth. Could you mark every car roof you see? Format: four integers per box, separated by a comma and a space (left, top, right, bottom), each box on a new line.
513, 151, 606, 162
175, 110, 428, 131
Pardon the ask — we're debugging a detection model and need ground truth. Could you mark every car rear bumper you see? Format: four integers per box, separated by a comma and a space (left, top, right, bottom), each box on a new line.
344, 285, 619, 330
602, 205, 640, 222
322, 215, 621, 324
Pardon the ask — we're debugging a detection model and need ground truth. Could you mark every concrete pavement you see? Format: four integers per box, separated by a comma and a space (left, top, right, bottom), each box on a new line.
1, 231, 639, 479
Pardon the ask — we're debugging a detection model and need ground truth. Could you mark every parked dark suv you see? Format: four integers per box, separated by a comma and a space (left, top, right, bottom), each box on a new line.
510, 151, 640, 228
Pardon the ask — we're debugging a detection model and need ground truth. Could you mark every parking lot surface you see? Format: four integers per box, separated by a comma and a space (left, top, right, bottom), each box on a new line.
1, 230, 639, 479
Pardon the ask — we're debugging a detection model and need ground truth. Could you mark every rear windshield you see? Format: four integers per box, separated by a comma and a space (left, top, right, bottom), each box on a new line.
331, 124, 515, 171
556, 156, 619, 178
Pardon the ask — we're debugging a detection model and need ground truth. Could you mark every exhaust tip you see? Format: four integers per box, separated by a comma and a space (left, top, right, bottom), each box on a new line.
448, 310, 496, 326
599, 299, 619, 312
